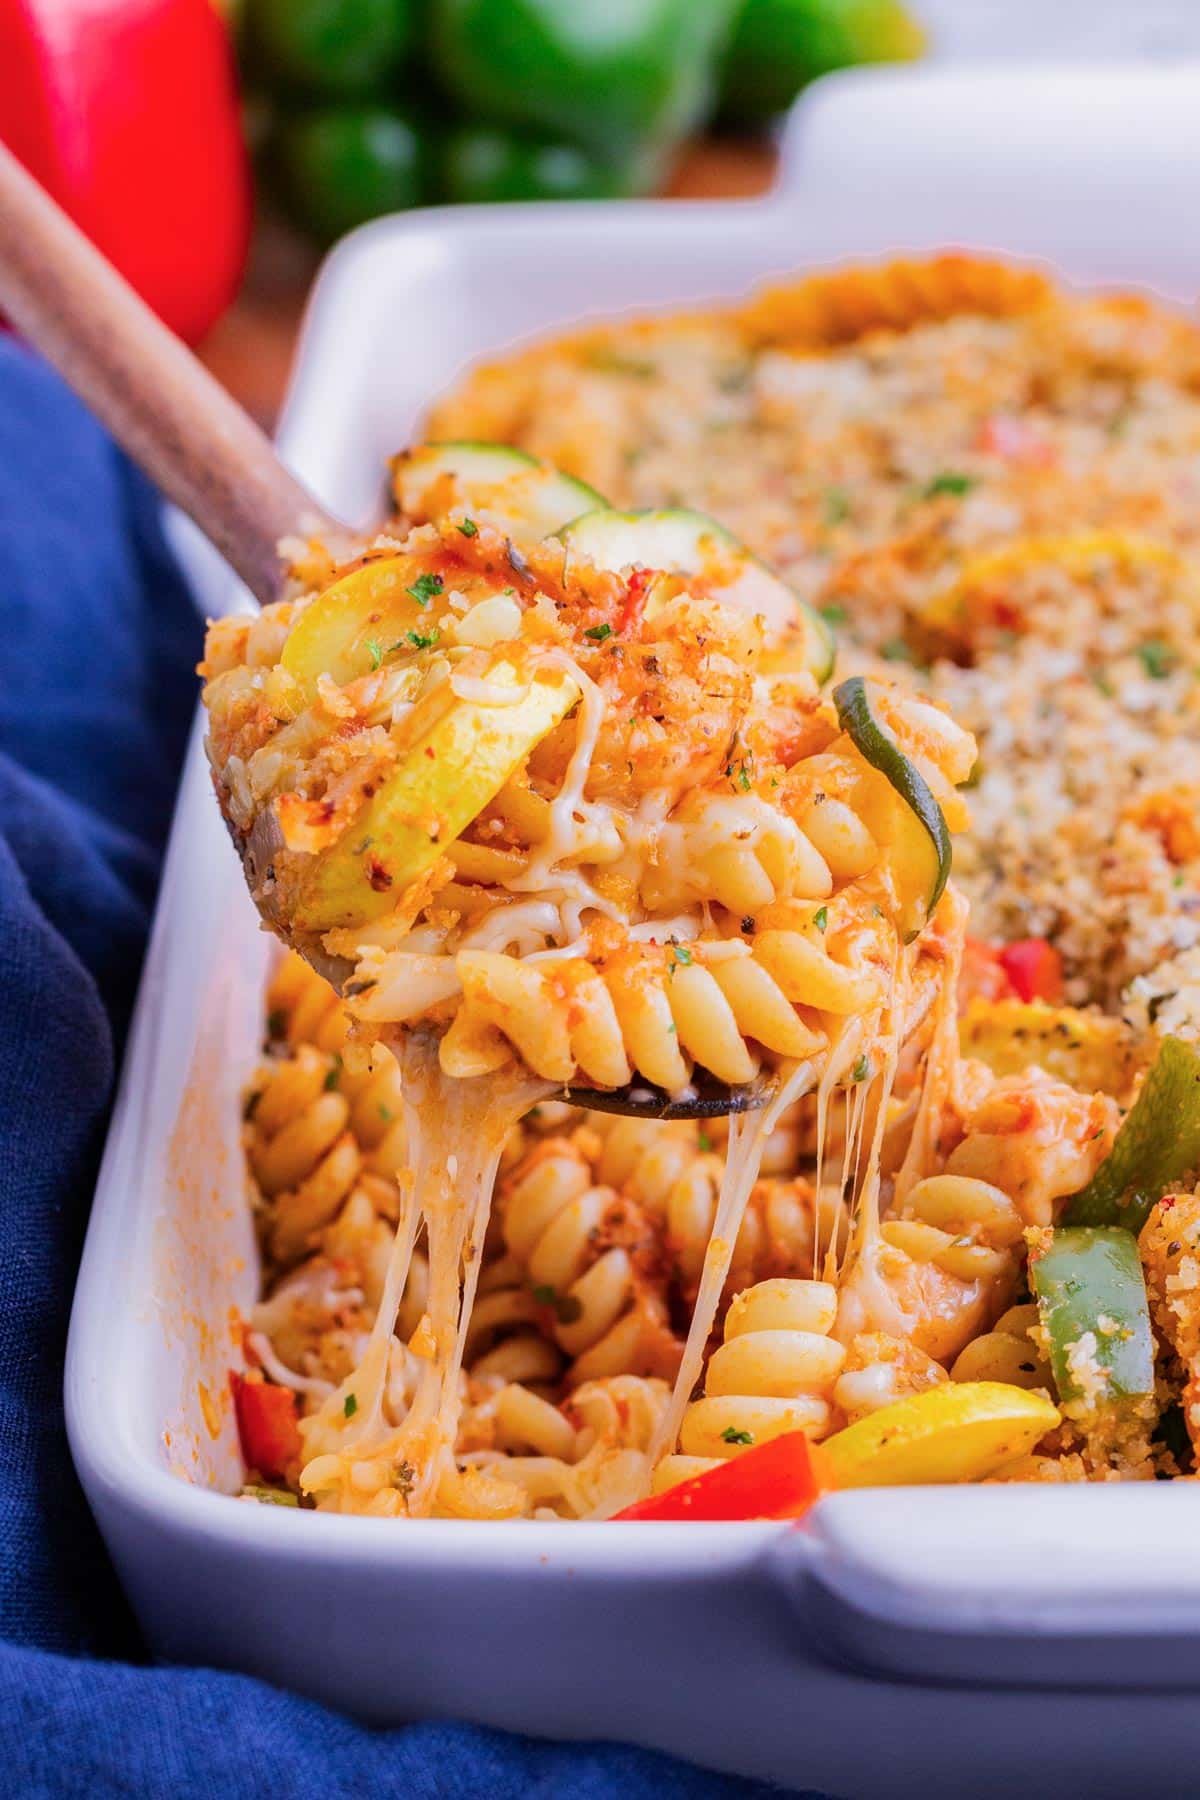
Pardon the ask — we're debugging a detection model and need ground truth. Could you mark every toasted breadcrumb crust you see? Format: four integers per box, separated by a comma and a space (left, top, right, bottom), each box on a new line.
432, 257, 1200, 1009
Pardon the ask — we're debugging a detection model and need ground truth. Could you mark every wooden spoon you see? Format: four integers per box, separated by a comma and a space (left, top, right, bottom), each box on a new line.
0, 142, 769, 1118
0, 139, 346, 603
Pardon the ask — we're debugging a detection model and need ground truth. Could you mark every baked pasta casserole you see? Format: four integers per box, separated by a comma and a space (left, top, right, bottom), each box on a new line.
202, 257, 1200, 1520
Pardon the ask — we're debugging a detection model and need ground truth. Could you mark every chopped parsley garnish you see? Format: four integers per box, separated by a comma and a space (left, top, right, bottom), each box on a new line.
822, 487, 851, 526
1138, 639, 1177, 680
364, 637, 383, 670
880, 638, 917, 664
457, 517, 478, 538
813, 906, 828, 932
378, 1103, 394, 1122
242, 1484, 299, 1507
851, 1055, 871, 1083
819, 602, 848, 626
532, 1283, 582, 1325
698, 1131, 713, 1153
323, 1055, 343, 1092
583, 348, 655, 379
720, 1426, 754, 1445
351, 835, 374, 855
405, 626, 441, 650
1090, 670, 1115, 698
922, 471, 976, 500
668, 941, 693, 975
343, 1393, 358, 1418
406, 572, 444, 608
585, 622, 615, 642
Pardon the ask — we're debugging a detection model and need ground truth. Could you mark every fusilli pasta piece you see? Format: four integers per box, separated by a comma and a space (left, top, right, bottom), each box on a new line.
499, 1139, 680, 1387
653, 1278, 843, 1492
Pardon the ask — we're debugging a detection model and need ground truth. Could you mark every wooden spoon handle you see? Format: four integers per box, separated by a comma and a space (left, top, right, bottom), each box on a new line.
0, 141, 345, 606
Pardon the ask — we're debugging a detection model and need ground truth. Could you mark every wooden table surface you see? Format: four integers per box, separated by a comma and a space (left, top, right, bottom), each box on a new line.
197, 138, 777, 430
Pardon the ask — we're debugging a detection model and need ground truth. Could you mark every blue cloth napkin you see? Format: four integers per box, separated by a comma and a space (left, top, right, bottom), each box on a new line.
0, 340, 808, 1798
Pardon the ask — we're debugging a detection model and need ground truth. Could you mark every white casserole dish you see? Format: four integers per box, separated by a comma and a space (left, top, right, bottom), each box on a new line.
67, 66, 1200, 1797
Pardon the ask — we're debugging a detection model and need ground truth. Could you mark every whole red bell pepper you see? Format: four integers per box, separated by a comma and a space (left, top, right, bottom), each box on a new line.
0, 0, 251, 344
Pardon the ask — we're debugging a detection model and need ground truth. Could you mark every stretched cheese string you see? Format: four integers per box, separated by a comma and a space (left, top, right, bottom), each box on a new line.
298, 1041, 548, 1515
894, 885, 968, 1207
834, 947, 921, 1345
647, 1053, 820, 1475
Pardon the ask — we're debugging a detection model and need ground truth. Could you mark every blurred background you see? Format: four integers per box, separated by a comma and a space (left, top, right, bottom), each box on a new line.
2, 0, 1198, 425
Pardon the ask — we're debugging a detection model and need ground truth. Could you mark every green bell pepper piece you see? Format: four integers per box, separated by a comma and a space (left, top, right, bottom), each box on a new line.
1031, 1227, 1155, 1407
429, 0, 741, 169
243, 0, 415, 100
1064, 1035, 1200, 1234
719, 0, 925, 125
440, 127, 639, 205
269, 105, 431, 244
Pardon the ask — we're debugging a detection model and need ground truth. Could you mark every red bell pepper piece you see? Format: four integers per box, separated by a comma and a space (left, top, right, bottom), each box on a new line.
0, 0, 251, 344
612, 1431, 823, 1522
960, 936, 1017, 1008
230, 1370, 301, 1482
975, 412, 1055, 467
999, 937, 1064, 1004
618, 565, 655, 637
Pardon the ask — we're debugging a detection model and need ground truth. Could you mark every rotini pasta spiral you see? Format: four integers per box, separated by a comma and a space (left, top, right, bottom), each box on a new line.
264, 952, 408, 1181
533, 1111, 848, 1307
463, 1252, 564, 1392
653, 1278, 843, 1492
835, 1169, 1025, 1369
457, 1374, 670, 1518
246, 1043, 366, 1268
499, 1139, 679, 1386
950, 1303, 1051, 1390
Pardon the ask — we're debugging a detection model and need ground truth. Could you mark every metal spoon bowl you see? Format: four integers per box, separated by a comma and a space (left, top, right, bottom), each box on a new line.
557, 1075, 773, 1120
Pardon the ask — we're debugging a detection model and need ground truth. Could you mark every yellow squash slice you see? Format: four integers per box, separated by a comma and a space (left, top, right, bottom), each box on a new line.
818, 1381, 1059, 1488
292, 664, 579, 933
281, 557, 440, 702
961, 998, 1145, 1100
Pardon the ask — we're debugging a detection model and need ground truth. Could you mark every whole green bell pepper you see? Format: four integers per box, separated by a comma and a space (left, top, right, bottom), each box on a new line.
718, 0, 924, 125
243, 0, 415, 100
268, 104, 431, 244
429, 0, 741, 173
440, 126, 642, 204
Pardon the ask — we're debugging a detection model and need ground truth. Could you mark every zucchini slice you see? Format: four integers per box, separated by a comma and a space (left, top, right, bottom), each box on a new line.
833, 675, 951, 937
292, 663, 579, 933
560, 506, 836, 682
394, 441, 605, 540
